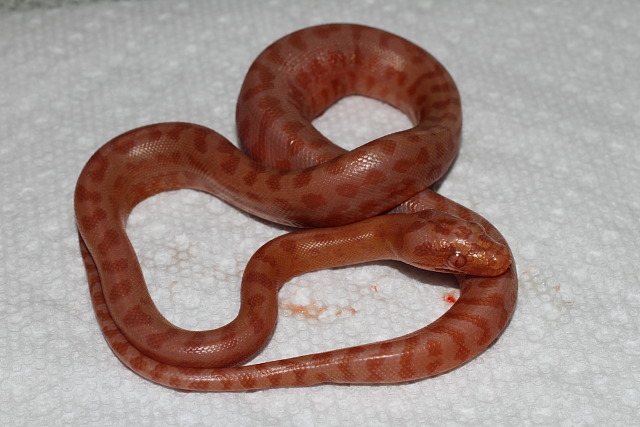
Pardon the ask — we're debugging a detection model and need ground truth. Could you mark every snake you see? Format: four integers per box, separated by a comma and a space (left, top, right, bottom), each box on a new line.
74, 23, 517, 391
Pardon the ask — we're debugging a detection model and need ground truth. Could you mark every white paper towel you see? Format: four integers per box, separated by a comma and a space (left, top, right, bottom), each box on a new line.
1, 0, 638, 425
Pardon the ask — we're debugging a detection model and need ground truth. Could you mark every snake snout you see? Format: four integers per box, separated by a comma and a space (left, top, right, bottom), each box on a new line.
457, 237, 511, 276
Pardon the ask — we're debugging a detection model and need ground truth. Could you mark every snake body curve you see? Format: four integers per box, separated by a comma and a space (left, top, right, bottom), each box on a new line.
75, 24, 517, 391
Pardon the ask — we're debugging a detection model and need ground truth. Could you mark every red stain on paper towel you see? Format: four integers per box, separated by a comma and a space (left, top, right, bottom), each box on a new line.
443, 293, 457, 303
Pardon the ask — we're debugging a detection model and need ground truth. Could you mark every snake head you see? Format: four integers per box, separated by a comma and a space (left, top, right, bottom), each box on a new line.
397, 210, 512, 277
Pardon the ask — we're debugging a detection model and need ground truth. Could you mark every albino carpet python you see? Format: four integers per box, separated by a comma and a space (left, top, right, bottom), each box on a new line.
75, 23, 517, 391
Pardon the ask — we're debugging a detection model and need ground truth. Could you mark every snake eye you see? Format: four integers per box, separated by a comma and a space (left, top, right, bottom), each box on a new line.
448, 252, 467, 270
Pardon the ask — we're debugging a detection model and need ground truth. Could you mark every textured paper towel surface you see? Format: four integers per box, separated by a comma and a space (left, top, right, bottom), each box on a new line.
1, 0, 639, 425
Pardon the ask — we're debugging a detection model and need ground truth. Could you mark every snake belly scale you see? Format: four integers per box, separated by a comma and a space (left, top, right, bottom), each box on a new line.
75, 23, 517, 391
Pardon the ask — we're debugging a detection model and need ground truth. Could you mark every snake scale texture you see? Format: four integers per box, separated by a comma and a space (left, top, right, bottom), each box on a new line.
75, 23, 517, 391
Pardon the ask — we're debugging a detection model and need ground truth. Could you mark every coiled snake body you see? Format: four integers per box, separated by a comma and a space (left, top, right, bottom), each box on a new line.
75, 24, 517, 391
